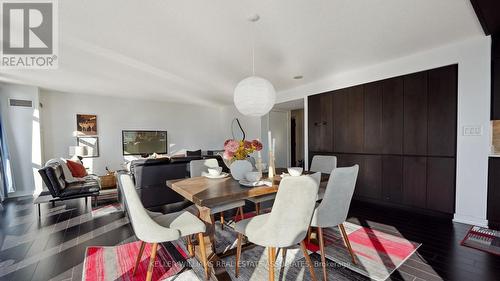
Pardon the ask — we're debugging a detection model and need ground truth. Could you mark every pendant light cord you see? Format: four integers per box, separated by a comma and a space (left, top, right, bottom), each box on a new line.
252, 21, 255, 76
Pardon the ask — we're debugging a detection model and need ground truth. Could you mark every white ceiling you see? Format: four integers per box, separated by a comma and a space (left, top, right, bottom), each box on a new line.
0, 0, 483, 106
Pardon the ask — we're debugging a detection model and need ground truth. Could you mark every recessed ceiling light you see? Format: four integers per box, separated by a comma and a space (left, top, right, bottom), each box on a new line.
293, 75, 303, 80
247, 14, 260, 22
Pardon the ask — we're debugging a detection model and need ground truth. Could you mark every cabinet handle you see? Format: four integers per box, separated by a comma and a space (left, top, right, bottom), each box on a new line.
314, 122, 319, 126
322, 121, 327, 125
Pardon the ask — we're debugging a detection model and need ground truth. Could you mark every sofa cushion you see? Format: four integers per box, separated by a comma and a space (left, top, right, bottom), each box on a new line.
186, 149, 202, 156
61, 179, 100, 198
45, 158, 83, 183
66, 160, 88, 177
42, 163, 67, 196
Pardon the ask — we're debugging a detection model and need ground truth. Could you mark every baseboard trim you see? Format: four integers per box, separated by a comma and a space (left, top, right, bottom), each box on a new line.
453, 214, 488, 227
7, 190, 35, 198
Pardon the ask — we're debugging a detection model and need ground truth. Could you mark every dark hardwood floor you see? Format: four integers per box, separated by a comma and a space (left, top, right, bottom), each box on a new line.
0, 196, 499, 281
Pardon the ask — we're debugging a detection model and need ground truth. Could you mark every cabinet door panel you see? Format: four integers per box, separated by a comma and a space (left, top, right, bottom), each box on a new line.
488, 158, 500, 227
347, 86, 364, 153
403, 157, 427, 208
404, 71, 428, 155
492, 60, 500, 120
427, 157, 455, 214
428, 65, 457, 156
341, 155, 380, 200
333, 89, 350, 153
308, 95, 322, 151
359, 155, 382, 199
364, 82, 383, 154
382, 156, 403, 203
319, 93, 334, 152
382, 78, 404, 154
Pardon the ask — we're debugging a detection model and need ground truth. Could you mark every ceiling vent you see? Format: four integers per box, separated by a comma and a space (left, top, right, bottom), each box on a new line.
9, 99, 33, 108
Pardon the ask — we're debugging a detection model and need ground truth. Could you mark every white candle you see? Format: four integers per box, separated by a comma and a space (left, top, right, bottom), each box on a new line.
268, 131, 272, 152
272, 138, 276, 157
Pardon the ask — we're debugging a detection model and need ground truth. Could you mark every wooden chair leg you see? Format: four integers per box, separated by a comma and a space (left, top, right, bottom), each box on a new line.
281, 248, 287, 260
235, 233, 243, 277
318, 228, 328, 281
300, 240, 317, 281
187, 236, 194, 257
255, 202, 260, 215
145, 243, 158, 281
133, 241, 146, 276
339, 223, 356, 264
220, 213, 224, 230
268, 247, 276, 281
197, 232, 210, 280
238, 207, 244, 221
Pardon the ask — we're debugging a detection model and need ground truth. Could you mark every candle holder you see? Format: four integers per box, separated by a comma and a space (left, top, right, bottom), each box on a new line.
268, 151, 276, 179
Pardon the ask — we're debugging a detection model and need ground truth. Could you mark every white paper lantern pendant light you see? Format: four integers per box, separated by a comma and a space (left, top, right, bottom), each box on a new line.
234, 14, 276, 117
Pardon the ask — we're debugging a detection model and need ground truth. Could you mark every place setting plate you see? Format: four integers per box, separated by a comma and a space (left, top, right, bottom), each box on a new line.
202, 171, 230, 179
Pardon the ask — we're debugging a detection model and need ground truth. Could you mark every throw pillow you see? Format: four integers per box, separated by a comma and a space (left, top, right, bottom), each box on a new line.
66, 159, 88, 178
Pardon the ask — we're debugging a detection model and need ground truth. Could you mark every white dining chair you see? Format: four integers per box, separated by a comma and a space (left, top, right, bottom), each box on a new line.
310, 165, 359, 281
190, 159, 245, 229
234, 173, 321, 281
118, 173, 210, 281
310, 155, 337, 174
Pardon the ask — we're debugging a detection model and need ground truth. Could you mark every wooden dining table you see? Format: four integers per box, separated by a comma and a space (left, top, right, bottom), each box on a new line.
166, 170, 328, 281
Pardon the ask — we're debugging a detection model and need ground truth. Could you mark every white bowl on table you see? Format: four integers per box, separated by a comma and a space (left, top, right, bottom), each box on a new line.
245, 171, 262, 182
287, 167, 303, 177
207, 167, 223, 176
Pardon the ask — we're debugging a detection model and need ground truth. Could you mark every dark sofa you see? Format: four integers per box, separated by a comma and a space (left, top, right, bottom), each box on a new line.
127, 155, 229, 214
37, 162, 100, 209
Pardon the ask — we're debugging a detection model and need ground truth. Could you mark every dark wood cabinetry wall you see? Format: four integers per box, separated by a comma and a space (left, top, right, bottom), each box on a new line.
308, 64, 457, 215
492, 34, 500, 119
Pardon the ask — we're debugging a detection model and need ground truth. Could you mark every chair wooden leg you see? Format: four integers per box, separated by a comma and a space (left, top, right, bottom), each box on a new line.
281, 248, 287, 260
318, 228, 328, 281
238, 206, 244, 221
300, 240, 317, 281
339, 223, 356, 264
187, 236, 194, 257
255, 202, 260, 215
133, 241, 146, 276
235, 233, 243, 277
145, 243, 158, 281
307, 227, 312, 244
220, 213, 224, 230
268, 247, 276, 281
197, 232, 210, 280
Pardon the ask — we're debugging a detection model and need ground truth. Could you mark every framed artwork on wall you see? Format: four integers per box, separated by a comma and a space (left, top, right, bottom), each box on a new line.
77, 137, 99, 158
76, 114, 97, 135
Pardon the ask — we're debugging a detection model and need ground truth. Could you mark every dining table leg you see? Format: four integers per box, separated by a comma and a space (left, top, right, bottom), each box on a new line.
196, 206, 231, 281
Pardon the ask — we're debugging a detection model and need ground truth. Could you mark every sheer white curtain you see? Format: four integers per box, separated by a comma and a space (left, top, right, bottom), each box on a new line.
0, 112, 13, 201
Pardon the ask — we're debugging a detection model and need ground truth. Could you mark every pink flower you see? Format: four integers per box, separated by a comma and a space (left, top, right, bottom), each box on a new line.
223, 139, 232, 147
251, 140, 263, 151
223, 150, 234, 160
224, 140, 239, 153
243, 140, 252, 149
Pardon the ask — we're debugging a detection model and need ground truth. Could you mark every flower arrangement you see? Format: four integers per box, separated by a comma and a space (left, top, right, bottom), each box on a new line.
223, 139, 263, 161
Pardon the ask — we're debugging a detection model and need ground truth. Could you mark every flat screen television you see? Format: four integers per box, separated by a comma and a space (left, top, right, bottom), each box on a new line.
122, 130, 167, 156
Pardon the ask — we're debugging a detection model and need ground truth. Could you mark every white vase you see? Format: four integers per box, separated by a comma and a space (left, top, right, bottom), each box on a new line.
230, 160, 253, 180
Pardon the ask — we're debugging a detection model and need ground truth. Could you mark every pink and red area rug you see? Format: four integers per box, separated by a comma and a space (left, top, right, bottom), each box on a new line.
82, 240, 192, 281
83, 220, 420, 281
305, 222, 421, 281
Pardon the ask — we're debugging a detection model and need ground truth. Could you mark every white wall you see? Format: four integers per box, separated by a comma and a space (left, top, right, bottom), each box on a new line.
277, 36, 492, 227
219, 105, 261, 141
0, 83, 43, 197
40, 90, 239, 175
